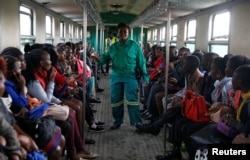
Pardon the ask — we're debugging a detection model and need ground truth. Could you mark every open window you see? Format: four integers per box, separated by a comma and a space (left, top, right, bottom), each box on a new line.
209, 11, 230, 57
46, 15, 54, 44
170, 24, 177, 46
60, 21, 65, 42
20, 5, 35, 52
185, 19, 196, 52
159, 26, 166, 46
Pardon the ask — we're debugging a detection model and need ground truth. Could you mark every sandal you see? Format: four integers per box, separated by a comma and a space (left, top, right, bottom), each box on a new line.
69, 154, 88, 160
78, 152, 98, 159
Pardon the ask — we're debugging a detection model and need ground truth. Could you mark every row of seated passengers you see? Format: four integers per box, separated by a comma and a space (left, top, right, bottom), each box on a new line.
0, 44, 105, 160
136, 46, 250, 160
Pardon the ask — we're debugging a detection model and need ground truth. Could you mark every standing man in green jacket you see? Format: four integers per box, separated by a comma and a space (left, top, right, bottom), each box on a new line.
92, 23, 149, 130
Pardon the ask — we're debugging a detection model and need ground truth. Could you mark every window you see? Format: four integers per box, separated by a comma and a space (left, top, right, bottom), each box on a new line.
20, 6, 33, 36
46, 15, 54, 44
159, 27, 166, 41
46, 15, 53, 38
152, 29, 157, 43
171, 24, 177, 41
20, 6, 35, 53
185, 19, 196, 52
60, 21, 65, 38
147, 30, 152, 42
69, 24, 73, 39
185, 43, 195, 53
209, 11, 230, 57
159, 27, 166, 46
60, 21, 65, 42
211, 12, 230, 40
170, 42, 176, 46
186, 19, 196, 41
79, 28, 83, 40
75, 27, 79, 40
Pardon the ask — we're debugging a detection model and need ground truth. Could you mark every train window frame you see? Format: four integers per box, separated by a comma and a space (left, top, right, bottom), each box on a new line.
170, 24, 178, 47
152, 29, 157, 43
159, 27, 166, 41
147, 30, 152, 42
208, 11, 230, 57
75, 26, 79, 41
185, 19, 196, 41
46, 15, 54, 38
60, 21, 65, 42
20, 5, 34, 36
185, 42, 195, 53
185, 19, 196, 52
171, 24, 177, 41
210, 11, 230, 41
69, 24, 73, 39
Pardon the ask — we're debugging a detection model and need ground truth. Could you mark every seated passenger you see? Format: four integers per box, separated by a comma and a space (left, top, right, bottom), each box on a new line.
45, 43, 104, 133
23, 49, 98, 160
0, 57, 21, 160
0, 52, 64, 160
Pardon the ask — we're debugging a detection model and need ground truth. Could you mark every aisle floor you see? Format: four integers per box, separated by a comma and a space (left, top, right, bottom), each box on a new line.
84, 74, 188, 160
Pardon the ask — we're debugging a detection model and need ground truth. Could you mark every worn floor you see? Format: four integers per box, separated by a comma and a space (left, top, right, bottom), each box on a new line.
84, 74, 188, 160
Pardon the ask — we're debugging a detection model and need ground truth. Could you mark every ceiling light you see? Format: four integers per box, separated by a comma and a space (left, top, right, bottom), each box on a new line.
110, 4, 124, 9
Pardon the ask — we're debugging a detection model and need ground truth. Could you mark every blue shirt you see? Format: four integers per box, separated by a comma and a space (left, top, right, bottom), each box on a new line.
4, 80, 28, 108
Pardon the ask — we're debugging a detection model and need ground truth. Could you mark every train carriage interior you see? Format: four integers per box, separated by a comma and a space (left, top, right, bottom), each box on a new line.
1, 0, 250, 160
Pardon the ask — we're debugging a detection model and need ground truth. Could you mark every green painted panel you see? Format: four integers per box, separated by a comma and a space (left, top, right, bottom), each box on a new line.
100, 12, 137, 25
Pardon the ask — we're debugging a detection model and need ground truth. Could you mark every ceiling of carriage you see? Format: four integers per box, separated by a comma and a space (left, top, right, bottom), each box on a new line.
33, 0, 231, 28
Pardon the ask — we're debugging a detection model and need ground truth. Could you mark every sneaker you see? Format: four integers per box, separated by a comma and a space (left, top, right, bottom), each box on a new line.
95, 121, 105, 127
88, 126, 105, 133
136, 123, 160, 136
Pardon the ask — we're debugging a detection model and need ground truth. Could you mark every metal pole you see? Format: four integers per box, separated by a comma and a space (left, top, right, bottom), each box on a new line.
82, 1, 87, 143
95, 23, 99, 83
140, 24, 144, 49
163, 3, 171, 154
131, 28, 133, 40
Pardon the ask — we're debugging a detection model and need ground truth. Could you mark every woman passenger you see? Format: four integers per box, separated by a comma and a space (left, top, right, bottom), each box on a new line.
1, 54, 65, 159
23, 49, 98, 160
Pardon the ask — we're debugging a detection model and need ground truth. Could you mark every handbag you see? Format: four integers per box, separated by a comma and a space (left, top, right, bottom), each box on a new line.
207, 102, 235, 123
18, 115, 56, 148
217, 119, 238, 138
45, 104, 69, 121
190, 122, 233, 149
182, 90, 210, 122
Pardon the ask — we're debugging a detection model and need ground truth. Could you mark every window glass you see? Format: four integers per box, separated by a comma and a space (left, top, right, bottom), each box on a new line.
185, 43, 195, 53
209, 44, 228, 57
20, 6, 33, 36
46, 15, 53, 37
186, 19, 196, 40
69, 24, 73, 38
75, 27, 79, 39
160, 27, 166, 41
20, 6, 31, 14
60, 22, 65, 38
79, 28, 83, 39
153, 29, 157, 41
212, 11, 230, 40
147, 30, 151, 41
171, 24, 177, 41
170, 42, 176, 46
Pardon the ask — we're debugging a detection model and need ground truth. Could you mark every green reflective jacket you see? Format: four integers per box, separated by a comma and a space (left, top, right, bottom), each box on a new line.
100, 39, 149, 82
